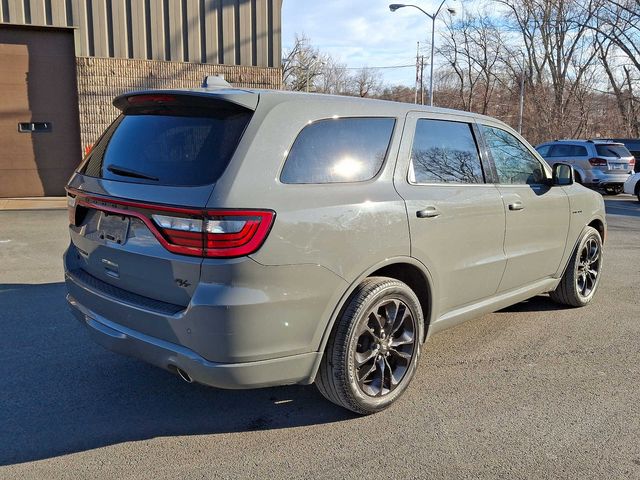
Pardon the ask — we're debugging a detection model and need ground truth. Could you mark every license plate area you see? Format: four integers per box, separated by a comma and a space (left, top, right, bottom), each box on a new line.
608, 163, 626, 170
97, 212, 130, 244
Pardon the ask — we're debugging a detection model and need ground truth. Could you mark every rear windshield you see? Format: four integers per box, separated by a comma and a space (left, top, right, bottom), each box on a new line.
595, 144, 632, 158
81, 106, 252, 186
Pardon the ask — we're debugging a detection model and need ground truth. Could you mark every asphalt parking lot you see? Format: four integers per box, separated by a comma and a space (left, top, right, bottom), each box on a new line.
1, 196, 639, 479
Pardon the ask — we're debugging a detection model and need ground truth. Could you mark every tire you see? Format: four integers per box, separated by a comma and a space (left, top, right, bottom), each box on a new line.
316, 277, 424, 415
573, 171, 582, 184
550, 226, 603, 307
603, 185, 622, 195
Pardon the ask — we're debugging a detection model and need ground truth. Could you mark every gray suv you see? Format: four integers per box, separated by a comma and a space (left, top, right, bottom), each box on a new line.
64, 85, 606, 414
536, 139, 635, 194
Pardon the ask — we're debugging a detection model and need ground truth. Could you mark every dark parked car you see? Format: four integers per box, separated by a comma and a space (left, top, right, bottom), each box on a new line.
608, 138, 640, 173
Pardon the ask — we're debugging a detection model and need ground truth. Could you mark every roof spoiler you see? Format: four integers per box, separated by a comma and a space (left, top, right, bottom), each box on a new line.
202, 75, 232, 89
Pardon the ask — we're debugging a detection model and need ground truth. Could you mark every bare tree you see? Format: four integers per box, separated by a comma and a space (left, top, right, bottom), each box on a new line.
349, 67, 383, 98
318, 57, 350, 95
590, 0, 640, 136
282, 34, 327, 92
494, 0, 603, 138
438, 11, 505, 114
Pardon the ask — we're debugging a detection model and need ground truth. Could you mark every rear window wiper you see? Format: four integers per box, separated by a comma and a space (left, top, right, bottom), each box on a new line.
106, 164, 159, 181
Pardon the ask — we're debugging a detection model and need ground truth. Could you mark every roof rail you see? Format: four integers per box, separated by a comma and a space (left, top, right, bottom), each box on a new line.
202, 75, 232, 89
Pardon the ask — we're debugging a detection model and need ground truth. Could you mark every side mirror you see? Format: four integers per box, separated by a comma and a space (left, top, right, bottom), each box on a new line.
552, 163, 574, 186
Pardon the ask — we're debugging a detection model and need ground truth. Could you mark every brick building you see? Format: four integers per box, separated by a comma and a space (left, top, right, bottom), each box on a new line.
0, 0, 283, 197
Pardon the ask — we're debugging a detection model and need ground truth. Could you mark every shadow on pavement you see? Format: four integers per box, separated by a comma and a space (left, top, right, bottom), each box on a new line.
604, 198, 640, 218
496, 294, 572, 313
0, 283, 354, 466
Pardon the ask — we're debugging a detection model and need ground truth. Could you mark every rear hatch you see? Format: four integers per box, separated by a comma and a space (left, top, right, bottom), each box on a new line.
592, 143, 635, 174
66, 90, 257, 308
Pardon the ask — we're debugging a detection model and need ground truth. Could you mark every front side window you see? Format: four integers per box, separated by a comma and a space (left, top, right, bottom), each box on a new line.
481, 125, 546, 185
409, 119, 484, 184
280, 117, 395, 184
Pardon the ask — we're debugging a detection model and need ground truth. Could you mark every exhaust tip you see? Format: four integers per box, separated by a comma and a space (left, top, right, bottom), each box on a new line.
173, 366, 193, 383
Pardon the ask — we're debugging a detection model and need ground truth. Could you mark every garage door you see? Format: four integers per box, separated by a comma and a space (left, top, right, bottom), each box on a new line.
0, 26, 81, 197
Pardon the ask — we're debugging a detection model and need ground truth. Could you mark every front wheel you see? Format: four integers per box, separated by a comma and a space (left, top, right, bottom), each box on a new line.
316, 277, 424, 415
550, 226, 603, 307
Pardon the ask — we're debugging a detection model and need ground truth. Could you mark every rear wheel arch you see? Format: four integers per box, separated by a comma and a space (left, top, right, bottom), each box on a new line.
317, 258, 435, 356
368, 263, 432, 339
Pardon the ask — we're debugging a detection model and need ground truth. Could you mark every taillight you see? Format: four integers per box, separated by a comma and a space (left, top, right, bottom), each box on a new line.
204, 211, 275, 257
629, 158, 635, 169
150, 211, 275, 257
588, 157, 607, 166
67, 193, 77, 225
67, 190, 275, 258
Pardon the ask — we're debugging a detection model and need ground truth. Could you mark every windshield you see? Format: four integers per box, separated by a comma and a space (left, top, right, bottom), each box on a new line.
81, 106, 252, 186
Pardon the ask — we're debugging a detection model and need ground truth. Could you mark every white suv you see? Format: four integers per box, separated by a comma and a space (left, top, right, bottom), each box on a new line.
623, 172, 640, 201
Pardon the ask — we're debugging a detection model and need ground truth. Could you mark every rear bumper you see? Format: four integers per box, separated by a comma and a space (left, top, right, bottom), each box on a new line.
581, 170, 630, 187
65, 244, 345, 362
68, 293, 322, 389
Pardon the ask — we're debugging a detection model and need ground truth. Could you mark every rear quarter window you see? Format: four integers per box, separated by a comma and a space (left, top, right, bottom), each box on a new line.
280, 117, 396, 184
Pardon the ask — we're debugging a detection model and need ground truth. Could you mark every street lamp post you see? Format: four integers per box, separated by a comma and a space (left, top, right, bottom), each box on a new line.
389, 2, 456, 107
305, 55, 320, 93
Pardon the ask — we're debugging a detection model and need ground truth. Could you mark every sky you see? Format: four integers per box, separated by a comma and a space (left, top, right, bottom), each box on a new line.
281, 1, 482, 86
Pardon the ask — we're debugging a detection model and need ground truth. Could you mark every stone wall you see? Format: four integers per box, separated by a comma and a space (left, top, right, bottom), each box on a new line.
76, 56, 282, 149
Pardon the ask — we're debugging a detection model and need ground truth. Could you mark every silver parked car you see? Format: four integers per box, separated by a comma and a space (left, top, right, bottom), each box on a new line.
64, 83, 606, 414
535, 139, 635, 194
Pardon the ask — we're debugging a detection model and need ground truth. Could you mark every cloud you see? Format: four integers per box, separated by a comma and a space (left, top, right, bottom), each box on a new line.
283, 1, 439, 84
282, 0, 497, 85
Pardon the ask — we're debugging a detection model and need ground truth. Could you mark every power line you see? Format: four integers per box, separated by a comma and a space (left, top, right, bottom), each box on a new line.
342, 64, 416, 70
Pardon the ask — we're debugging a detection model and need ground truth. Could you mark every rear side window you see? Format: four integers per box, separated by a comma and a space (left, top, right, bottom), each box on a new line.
595, 144, 632, 158
548, 144, 587, 157
571, 145, 588, 156
280, 117, 395, 184
82, 106, 252, 186
409, 119, 484, 184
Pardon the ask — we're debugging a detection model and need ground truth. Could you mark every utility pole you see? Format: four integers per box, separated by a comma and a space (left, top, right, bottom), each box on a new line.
420, 56, 425, 105
518, 52, 525, 134
415, 42, 420, 104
